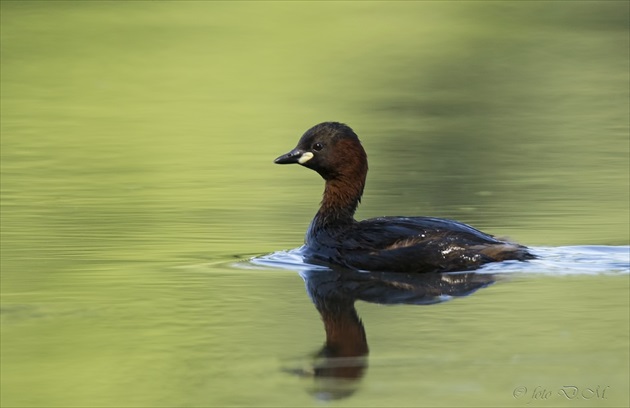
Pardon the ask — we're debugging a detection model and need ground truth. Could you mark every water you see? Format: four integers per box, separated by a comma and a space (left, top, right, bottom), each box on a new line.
252, 245, 629, 403
252, 245, 630, 276
1, 2, 629, 407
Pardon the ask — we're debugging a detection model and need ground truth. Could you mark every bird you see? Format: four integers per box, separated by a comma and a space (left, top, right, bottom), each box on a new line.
274, 122, 533, 273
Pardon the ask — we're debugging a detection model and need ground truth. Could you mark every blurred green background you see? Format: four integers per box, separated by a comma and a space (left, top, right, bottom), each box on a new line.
1, 1, 628, 407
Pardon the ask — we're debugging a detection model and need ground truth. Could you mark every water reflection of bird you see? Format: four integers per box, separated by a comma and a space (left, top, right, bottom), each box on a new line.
275, 122, 533, 274
288, 267, 495, 401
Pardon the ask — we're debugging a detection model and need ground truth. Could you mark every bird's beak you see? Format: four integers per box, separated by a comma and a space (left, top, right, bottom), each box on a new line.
274, 148, 314, 165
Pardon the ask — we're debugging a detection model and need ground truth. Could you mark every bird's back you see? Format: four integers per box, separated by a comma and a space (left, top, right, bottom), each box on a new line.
305, 216, 533, 273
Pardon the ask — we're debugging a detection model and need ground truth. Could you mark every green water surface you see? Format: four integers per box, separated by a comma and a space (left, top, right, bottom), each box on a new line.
1, 2, 629, 407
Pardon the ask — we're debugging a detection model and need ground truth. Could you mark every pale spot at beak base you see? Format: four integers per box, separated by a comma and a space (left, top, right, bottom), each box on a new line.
298, 152, 314, 164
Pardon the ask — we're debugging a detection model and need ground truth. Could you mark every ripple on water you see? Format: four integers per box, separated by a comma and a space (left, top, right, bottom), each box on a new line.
246, 245, 630, 275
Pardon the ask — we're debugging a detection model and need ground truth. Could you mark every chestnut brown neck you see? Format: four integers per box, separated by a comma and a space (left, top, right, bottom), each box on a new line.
313, 139, 368, 228
315, 177, 364, 225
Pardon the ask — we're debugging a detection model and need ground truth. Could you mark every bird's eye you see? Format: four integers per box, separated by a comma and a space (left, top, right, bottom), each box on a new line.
312, 142, 323, 151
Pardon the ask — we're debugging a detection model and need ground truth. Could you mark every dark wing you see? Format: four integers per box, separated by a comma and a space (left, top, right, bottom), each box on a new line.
351, 216, 502, 248
336, 217, 529, 273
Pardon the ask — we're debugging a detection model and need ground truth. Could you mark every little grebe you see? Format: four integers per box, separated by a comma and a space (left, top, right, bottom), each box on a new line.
274, 122, 533, 273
